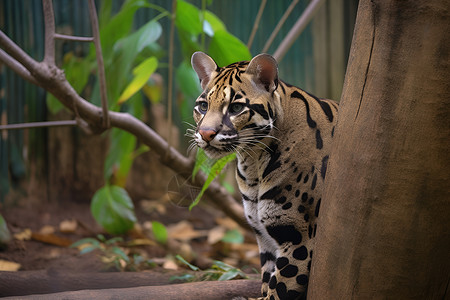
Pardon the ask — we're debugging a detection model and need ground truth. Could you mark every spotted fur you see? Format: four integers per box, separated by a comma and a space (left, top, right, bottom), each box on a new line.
190, 52, 338, 300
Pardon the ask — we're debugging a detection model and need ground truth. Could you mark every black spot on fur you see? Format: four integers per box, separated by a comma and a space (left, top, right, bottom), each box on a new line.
262, 143, 282, 178
293, 246, 308, 260
276, 257, 289, 269
236, 168, 246, 181
313, 224, 317, 237
260, 252, 276, 266
315, 199, 321, 217
311, 174, 317, 190
309, 197, 314, 205
321, 155, 329, 179
296, 274, 309, 285
280, 265, 298, 278
296, 172, 303, 183
275, 282, 287, 299
260, 186, 282, 200
304, 214, 309, 222
282, 202, 292, 210
301, 192, 308, 202
303, 174, 309, 183
285, 185, 292, 191
298, 205, 305, 213
291, 91, 317, 128
308, 225, 313, 239
331, 126, 335, 137
268, 102, 274, 119
266, 225, 302, 245
316, 129, 323, 149
269, 275, 277, 289
295, 190, 300, 197
276, 196, 287, 204
262, 271, 271, 283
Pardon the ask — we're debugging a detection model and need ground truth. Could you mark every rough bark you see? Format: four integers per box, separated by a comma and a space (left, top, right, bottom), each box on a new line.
309, 0, 450, 299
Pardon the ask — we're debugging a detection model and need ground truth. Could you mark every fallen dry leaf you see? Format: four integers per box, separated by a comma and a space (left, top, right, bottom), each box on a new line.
207, 226, 226, 244
59, 219, 77, 233
0, 259, 20, 271
31, 232, 73, 247
39, 225, 55, 235
163, 259, 178, 270
14, 229, 32, 241
167, 221, 208, 242
215, 217, 240, 230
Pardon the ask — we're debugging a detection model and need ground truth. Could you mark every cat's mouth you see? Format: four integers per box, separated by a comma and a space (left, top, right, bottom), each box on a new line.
201, 144, 233, 159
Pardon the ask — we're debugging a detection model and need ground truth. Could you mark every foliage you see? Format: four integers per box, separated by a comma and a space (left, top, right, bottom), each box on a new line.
70, 234, 154, 271
174, 254, 248, 282
45, 0, 250, 233
0, 214, 11, 247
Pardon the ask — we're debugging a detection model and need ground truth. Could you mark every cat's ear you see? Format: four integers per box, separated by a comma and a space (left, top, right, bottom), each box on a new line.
191, 52, 219, 90
246, 53, 278, 93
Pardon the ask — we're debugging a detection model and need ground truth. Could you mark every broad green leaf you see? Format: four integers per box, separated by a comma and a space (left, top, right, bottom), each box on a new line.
70, 238, 101, 248
0, 214, 11, 245
209, 30, 251, 67
192, 148, 210, 179
105, 236, 124, 245
203, 11, 226, 36
218, 269, 247, 281
175, 0, 202, 35
111, 246, 130, 262
151, 221, 168, 245
189, 153, 236, 210
118, 56, 158, 104
104, 128, 136, 186
176, 61, 202, 100
176, 254, 200, 271
91, 185, 137, 235
221, 229, 244, 244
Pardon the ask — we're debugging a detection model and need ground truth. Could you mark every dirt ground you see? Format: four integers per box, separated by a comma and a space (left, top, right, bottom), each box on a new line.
0, 196, 259, 275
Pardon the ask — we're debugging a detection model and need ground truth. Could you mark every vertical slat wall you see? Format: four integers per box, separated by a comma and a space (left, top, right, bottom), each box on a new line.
0, 0, 358, 202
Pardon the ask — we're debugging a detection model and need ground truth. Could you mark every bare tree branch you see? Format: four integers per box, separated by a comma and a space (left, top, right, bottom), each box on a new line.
262, 0, 299, 53
42, 0, 56, 65
54, 34, 94, 42
0, 120, 77, 131
247, 0, 267, 49
0, 49, 39, 86
273, 0, 325, 62
88, 0, 110, 129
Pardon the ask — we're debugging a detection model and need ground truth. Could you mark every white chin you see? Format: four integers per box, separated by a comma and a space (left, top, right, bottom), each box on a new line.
202, 146, 231, 159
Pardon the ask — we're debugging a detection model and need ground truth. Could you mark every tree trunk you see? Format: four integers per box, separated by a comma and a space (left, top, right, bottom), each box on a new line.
309, 0, 450, 299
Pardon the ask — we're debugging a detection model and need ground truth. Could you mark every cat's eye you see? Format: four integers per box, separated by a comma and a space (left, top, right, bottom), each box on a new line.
229, 103, 244, 114
198, 102, 208, 113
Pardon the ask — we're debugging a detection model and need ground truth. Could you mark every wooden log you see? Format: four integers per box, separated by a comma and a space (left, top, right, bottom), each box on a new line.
0, 275, 260, 300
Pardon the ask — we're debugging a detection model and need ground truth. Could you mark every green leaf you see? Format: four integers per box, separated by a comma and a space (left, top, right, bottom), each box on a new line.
218, 269, 247, 281
80, 245, 99, 255
175, 254, 200, 271
209, 30, 251, 67
221, 229, 244, 244
192, 148, 210, 179
0, 214, 11, 245
189, 153, 236, 210
170, 274, 195, 282
111, 246, 130, 262
91, 185, 137, 235
203, 11, 226, 36
118, 56, 158, 103
151, 221, 168, 245
70, 238, 101, 248
175, 0, 202, 35
104, 128, 137, 186
176, 61, 202, 100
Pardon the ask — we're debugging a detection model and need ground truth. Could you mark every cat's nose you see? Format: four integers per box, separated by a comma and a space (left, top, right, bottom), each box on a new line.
199, 129, 217, 142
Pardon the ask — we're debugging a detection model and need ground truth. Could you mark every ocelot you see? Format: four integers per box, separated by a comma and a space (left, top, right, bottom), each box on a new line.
190, 52, 338, 300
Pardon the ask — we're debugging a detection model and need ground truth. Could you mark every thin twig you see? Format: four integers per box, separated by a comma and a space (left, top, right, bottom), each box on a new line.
247, 0, 267, 49
88, 0, 110, 129
54, 34, 94, 42
42, 0, 56, 65
166, 0, 176, 157
273, 0, 325, 62
0, 120, 77, 131
0, 49, 39, 85
262, 0, 299, 53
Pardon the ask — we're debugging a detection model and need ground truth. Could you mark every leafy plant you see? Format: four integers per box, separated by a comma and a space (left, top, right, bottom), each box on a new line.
46, 0, 251, 233
174, 254, 248, 282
